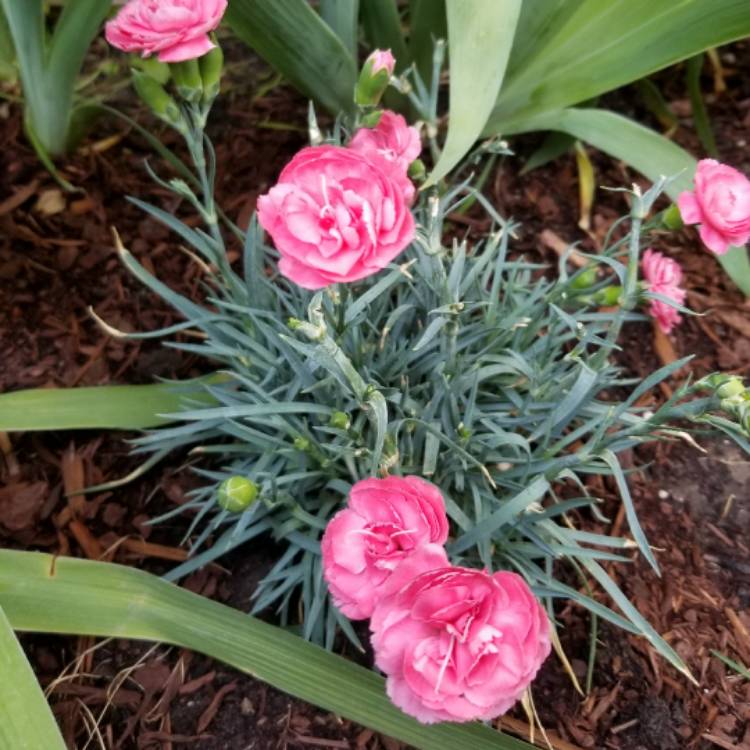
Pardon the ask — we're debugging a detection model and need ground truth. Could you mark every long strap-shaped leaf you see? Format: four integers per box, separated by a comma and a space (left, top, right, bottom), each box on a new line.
490, 0, 750, 132
423, 0, 521, 187
498, 107, 750, 296
225, 0, 357, 116
0, 0, 110, 156
0, 380, 212, 431
0, 550, 535, 750
0, 604, 67, 750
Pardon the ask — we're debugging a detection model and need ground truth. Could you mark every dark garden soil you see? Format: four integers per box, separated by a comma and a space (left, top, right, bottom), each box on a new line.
1, 37, 750, 750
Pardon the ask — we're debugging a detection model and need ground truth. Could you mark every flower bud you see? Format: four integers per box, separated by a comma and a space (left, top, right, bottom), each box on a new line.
217, 476, 259, 513
355, 49, 395, 107
661, 203, 684, 231
170, 59, 203, 104
131, 70, 184, 130
593, 285, 622, 306
360, 110, 383, 128
407, 158, 426, 182
199, 42, 223, 103
570, 266, 598, 290
294, 436, 311, 452
716, 376, 745, 400
329, 411, 351, 430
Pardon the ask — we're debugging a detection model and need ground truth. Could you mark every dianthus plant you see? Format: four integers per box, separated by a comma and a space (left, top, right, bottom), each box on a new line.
104, 50, 749, 687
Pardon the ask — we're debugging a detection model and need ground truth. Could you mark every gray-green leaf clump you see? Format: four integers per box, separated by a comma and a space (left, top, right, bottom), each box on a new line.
118, 163, 742, 675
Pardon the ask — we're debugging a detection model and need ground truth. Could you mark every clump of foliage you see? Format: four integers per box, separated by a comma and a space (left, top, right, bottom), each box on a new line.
110, 120, 744, 679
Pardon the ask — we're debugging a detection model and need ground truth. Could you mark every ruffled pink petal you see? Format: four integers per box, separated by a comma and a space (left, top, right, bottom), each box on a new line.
677, 191, 702, 225
158, 34, 215, 62
699, 222, 730, 255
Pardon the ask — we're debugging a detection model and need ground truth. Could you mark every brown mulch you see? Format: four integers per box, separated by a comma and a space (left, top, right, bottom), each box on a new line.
2, 38, 750, 750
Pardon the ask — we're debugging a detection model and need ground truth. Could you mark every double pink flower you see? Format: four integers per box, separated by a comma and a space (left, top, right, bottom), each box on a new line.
321, 476, 551, 724
678, 159, 750, 255
106, 0, 227, 63
641, 249, 687, 335
258, 112, 420, 289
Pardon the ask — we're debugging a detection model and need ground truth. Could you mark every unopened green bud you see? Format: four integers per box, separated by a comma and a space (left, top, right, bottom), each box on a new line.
717, 376, 745, 400
360, 110, 383, 128
217, 476, 258, 513
593, 285, 623, 306
134, 56, 171, 84
355, 49, 395, 107
329, 411, 351, 430
171, 59, 203, 103
294, 436, 311, 451
457, 422, 471, 440
131, 70, 183, 130
199, 43, 224, 103
661, 203, 684, 231
288, 317, 303, 330
407, 159, 426, 182
570, 266, 598, 290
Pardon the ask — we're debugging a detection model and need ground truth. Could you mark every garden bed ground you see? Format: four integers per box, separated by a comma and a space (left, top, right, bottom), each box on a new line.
1, 41, 750, 750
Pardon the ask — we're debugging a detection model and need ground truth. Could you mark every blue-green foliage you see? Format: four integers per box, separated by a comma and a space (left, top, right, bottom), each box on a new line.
114, 157, 738, 677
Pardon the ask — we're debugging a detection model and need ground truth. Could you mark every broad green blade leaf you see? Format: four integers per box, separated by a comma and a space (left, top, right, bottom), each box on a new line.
685, 54, 718, 158
0, 0, 110, 156
0, 380, 211, 431
423, 0, 521, 187
408, 0, 446, 88
0, 550, 535, 750
0, 7, 17, 83
360, 0, 410, 69
503, 107, 750, 296
489, 0, 750, 133
320, 0, 360, 59
0, 604, 67, 750
225, 0, 357, 116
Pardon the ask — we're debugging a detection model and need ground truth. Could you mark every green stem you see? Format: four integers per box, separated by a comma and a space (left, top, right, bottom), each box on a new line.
593, 199, 643, 369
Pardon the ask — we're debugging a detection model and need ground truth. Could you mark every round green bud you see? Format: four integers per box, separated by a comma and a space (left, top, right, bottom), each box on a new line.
329, 411, 351, 430
131, 70, 184, 130
570, 266, 598, 290
407, 158, 426, 182
717, 376, 745, 400
360, 110, 383, 128
199, 43, 224, 103
294, 436, 311, 451
661, 203, 684, 231
217, 476, 258, 513
170, 59, 203, 103
593, 285, 623, 306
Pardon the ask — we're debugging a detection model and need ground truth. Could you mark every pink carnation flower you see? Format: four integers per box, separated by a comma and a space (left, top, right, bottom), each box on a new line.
321, 477, 450, 620
105, 0, 227, 63
257, 145, 415, 289
641, 249, 687, 335
349, 111, 421, 204
677, 159, 750, 255
370, 561, 551, 724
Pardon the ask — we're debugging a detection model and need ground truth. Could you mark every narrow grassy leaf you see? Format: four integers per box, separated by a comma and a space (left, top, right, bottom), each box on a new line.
450, 476, 550, 554
0, 550, 535, 750
0, 604, 67, 750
